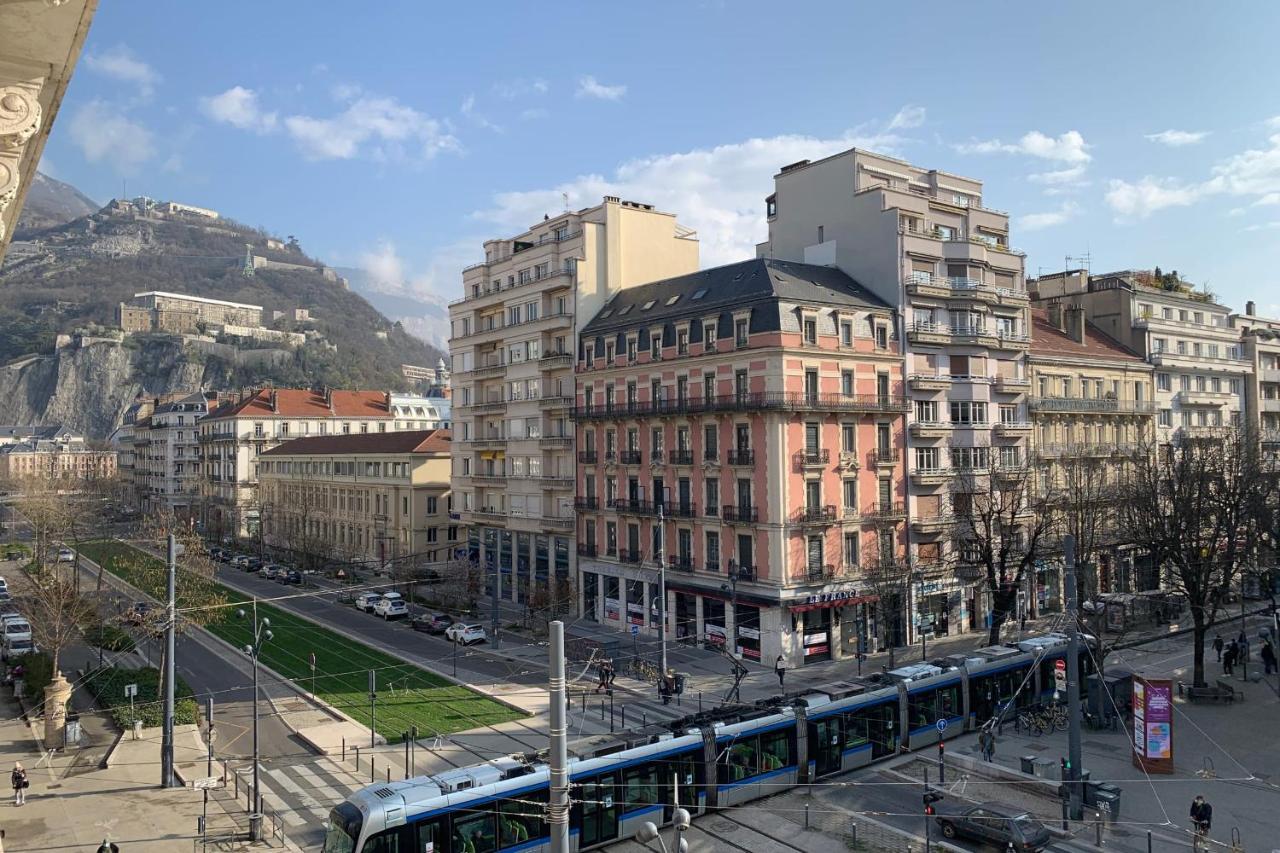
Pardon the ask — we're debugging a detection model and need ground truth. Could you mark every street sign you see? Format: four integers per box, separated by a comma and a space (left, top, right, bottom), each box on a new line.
1054, 659, 1067, 691
936, 718, 948, 734
630, 625, 639, 636
123, 683, 138, 699
191, 776, 221, 790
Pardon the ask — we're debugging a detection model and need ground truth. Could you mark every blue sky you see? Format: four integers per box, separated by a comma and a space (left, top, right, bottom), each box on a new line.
43, 1, 1280, 343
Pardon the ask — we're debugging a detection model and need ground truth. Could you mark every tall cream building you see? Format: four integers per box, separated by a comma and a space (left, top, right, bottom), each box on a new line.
449, 196, 699, 606
1229, 301, 1280, 445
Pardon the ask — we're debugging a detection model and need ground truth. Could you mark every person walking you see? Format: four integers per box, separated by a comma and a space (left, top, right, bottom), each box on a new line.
1238, 630, 1250, 663
1213, 634, 1224, 663
1190, 795, 1212, 851
1262, 639, 1277, 676
978, 726, 996, 763
1223, 641, 1237, 676
10, 762, 25, 806
775, 655, 787, 688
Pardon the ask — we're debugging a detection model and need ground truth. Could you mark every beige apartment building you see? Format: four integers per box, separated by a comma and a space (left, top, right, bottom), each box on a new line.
1032, 270, 1246, 445
0, 434, 116, 482
198, 388, 397, 539
118, 291, 264, 334
449, 196, 700, 606
258, 430, 454, 568
134, 391, 227, 519
757, 148, 1030, 641
1229, 301, 1280, 445
1027, 305, 1156, 602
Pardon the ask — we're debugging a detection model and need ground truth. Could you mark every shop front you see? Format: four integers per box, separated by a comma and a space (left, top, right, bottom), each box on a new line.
788, 587, 879, 667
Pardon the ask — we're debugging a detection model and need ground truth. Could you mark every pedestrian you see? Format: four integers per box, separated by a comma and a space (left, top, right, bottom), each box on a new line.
595, 661, 609, 694
10, 762, 25, 806
1238, 630, 1250, 663
1213, 634, 1224, 663
1262, 640, 1277, 676
1020, 614, 1027, 633
1223, 641, 1237, 676
660, 670, 675, 706
978, 727, 996, 762
775, 654, 787, 688
1190, 795, 1212, 849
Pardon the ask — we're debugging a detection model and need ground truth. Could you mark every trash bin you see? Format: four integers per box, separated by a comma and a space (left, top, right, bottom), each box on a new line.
64, 716, 82, 746
1020, 755, 1036, 774
1094, 784, 1121, 820
1031, 758, 1053, 778
249, 813, 264, 841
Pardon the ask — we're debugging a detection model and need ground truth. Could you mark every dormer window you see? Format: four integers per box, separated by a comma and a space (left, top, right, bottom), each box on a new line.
803, 317, 818, 345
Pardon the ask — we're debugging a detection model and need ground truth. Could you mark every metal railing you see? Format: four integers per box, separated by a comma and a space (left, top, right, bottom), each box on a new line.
794, 505, 837, 525
721, 505, 759, 523
669, 449, 695, 465
793, 449, 830, 469
574, 497, 599, 511
728, 561, 756, 581
727, 449, 755, 465
609, 498, 655, 515
1028, 396, 1157, 414
619, 450, 643, 465
576, 543, 597, 558
577, 451, 598, 464
571, 391, 908, 419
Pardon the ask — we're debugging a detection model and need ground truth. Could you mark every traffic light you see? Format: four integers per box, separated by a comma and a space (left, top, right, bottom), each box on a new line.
923, 787, 944, 816
1061, 756, 1072, 777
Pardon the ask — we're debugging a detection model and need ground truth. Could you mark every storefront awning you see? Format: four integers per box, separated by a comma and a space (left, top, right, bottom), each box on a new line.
788, 593, 879, 613
665, 581, 777, 609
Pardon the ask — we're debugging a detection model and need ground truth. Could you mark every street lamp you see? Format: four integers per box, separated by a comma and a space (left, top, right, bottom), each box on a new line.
653, 485, 671, 679
236, 602, 272, 841
635, 803, 691, 853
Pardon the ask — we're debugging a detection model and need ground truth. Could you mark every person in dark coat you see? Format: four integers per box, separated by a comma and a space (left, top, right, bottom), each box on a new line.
1222, 641, 1237, 676
1190, 795, 1212, 847
1262, 640, 1277, 675
1213, 634, 1224, 662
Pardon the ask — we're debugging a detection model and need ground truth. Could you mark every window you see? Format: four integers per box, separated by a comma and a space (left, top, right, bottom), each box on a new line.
803, 318, 817, 345
1157, 373, 1171, 391
705, 478, 719, 515
704, 322, 717, 351
841, 371, 854, 396
998, 405, 1019, 425
677, 328, 689, 355
916, 400, 939, 423
704, 424, 719, 460
840, 321, 853, 346
874, 324, 888, 350
841, 424, 855, 452
949, 401, 987, 424
915, 447, 939, 470
735, 318, 749, 347
1180, 374, 1191, 391
999, 446, 1021, 467
843, 479, 858, 510
706, 530, 720, 566
427, 497, 438, 514
843, 532, 859, 567
804, 370, 819, 401
951, 446, 990, 470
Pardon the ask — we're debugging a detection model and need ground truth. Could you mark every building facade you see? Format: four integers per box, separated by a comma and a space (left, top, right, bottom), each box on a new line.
757, 148, 1031, 640
572, 258, 908, 668
117, 291, 264, 334
258, 431, 455, 568
1027, 306, 1156, 602
198, 388, 397, 539
1229, 301, 1280, 445
0, 434, 116, 482
1032, 270, 1246, 444
450, 196, 700, 607
134, 391, 227, 518
390, 393, 452, 431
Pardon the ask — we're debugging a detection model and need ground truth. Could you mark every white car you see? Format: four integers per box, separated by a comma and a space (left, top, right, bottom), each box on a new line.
445, 623, 488, 646
2, 635, 36, 661
373, 593, 408, 620
57, 548, 75, 563
355, 592, 383, 613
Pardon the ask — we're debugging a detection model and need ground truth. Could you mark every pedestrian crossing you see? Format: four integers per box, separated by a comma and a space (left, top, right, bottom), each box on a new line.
236, 756, 363, 834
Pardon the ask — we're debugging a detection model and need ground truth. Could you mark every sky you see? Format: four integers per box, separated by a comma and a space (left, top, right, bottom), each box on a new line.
41, 1, 1280, 345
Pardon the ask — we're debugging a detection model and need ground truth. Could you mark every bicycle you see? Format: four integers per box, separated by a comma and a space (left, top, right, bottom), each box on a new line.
1015, 708, 1045, 736
1191, 822, 1210, 852
628, 658, 661, 684
1038, 702, 1069, 733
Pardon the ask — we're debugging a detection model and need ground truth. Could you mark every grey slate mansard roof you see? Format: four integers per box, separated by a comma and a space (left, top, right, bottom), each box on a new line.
579, 257, 893, 337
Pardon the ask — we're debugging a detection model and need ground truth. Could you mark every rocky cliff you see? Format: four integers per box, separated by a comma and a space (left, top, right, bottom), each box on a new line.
0, 337, 215, 438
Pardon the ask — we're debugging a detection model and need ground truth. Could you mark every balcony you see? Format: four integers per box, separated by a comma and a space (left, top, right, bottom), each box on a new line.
472, 507, 507, 522
721, 505, 759, 524
570, 391, 908, 419
1264, 399, 1280, 414
727, 449, 755, 466
619, 450, 643, 465
910, 421, 951, 440
1027, 396, 1157, 414
618, 548, 644, 565
1035, 443, 1113, 459
911, 515, 952, 536
728, 561, 756, 582
468, 361, 507, 379
577, 451, 598, 465
801, 564, 838, 583
665, 502, 698, 519
468, 399, 507, 414
449, 265, 574, 308
703, 449, 722, 465
538, 395, 574, 410
864, 502, 906, 523
537, 475, 574, 489
471, 472, 507, 485
991, 332, 1032, 351
539, 515, 574, 531
468, 436, 509, 448
870, 448, 900, 468
1149, 350, 1249, 370
574, 497, 599, 511
993, 421, 1034, 438
908, 374, 951, 392
1177, 390, 1233, 407
666, 556, 695, 573
793, 505, 837, 526
669, 449, 695, 466
703, 559, 722, 573
539, 352, 573, 370
577, 543, 598, 559
609, 498, 656, 516
539, 435, 572, 448
994, 375, 1032, 394
911, 468, 951, 487
793, 449, 830, 470
649, 449, 665, 465
907, 321, 952, 346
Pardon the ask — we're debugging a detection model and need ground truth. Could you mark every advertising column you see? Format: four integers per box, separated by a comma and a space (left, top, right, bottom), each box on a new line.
1131, 676, 1174, 773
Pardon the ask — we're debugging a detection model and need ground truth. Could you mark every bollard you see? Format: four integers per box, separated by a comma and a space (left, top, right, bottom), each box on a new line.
386, 766, 390, 783
371, 758, 376, 783
1095, 813, 1102, 846
342, 737, 346, 762
850, 821, 857, 847
699, 692, 703, 712
582, 692, 586, 713
622, 707, 626, 729
404, 735, 410, 780
355, 745, 360, 769
805, 803, 810, 830
642, 712, 646, 727
1147, 830, 1152, 853
600, 700, 605, 721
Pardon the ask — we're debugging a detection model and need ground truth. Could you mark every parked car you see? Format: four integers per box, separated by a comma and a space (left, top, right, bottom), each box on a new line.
245, 557, 263, 572
283, 569, 303, 585
373, 593, 408, 620
57, 548, 75, 563
230, 555, 249, 568
445, 623, 488, 646
2, 635, 36, 661
0, 576, 9, 592
354, 592, 383, 613
411, 612, 454, 635
937, 803, 1052, 852
125, 602, 152, 626
209, 548, 227, 562
259, 564, 281, 580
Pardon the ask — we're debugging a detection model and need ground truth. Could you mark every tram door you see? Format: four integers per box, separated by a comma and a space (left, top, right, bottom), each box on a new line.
868, 704, 898, 759
578, 774, 619, 846
663, 753, 700, 818
811, 717, 842, 777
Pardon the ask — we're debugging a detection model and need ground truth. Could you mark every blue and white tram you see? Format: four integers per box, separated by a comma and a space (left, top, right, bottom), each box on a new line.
321, 636, 1098, 852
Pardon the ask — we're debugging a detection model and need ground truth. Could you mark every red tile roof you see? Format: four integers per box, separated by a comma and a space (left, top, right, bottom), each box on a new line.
207, 388, 392, 420
260, 429, 451, 456
1029, 308, 1144, 363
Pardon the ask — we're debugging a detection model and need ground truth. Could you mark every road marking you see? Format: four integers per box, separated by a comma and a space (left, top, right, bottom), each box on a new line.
290, 763, 352, 805
241, 767, 308, 827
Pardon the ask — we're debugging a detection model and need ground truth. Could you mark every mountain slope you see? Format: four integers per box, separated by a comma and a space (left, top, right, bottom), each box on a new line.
14, 172, 99, 236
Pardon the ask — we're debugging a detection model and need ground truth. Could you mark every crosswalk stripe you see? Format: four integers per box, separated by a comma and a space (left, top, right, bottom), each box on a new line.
290, 763, 350, 806
265, 766, 329, 824
241, 767, 308, 827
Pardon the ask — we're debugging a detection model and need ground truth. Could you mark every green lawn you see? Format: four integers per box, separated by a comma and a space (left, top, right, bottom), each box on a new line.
78, 540, 524, 741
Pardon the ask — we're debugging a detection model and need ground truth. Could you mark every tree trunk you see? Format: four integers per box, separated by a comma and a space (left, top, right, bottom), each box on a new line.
1192, 611, 1206, 687
987, 585, 1016, 645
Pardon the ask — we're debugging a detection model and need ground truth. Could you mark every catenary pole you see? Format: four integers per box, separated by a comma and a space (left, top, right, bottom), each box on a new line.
548, 621, 570, 853
161, 533, 177, 787
658, 499, 668, 677
1064, 534, 1084, 821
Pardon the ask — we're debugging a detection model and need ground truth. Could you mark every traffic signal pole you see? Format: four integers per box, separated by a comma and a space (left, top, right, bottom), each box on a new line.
1064, 534, 1084, 821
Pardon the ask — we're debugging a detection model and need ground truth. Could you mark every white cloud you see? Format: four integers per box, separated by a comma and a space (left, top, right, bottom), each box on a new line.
359, 240, 406, 293
1145, 129, 1209, 147
957, 130, 1091, 165
1243, 221, 1280, 232
461, 94, 502, 132
66, 100, 154, 174
1028, 165, 1089, 187
1018, 201, 1079, 232
83, 45, 159, 97
576, 76, 627, 101
1254, 192, 1280, 206
887, 105, 926, 131
493, 78, 549, 99
520, 108, 549, 121
1104, 177, 1204, 219
200, 86, 278, 133
161, 153, 183, 173
283, 94, 460, 162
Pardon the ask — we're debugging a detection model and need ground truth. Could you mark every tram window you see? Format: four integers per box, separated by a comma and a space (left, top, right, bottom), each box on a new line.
908, 692, 934, 729
759, 730, 792, 771
937, 685, 960, 718
498, 798, 544, 847
452, 812, 496, 853
624, 764, 659, 810
844, 712, 868, 749
414, 821, 442, 853
360, 828, 404, 853
721, 738, 758, 783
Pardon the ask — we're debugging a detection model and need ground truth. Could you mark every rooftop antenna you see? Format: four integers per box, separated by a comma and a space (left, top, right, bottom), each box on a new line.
1066, 253, 1091, 274
562, 192, 569, 213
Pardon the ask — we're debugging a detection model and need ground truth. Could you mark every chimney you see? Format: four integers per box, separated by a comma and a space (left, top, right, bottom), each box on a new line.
1247, 300, 1257, 316
324, 386, 334, 413
269, 389, 278, 413
1047, 303, 1064, 331
1065, 305, 1086, 345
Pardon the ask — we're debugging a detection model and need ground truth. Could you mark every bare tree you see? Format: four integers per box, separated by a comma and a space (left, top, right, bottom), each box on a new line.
949, 448, 1056, 645
7, 476, 74, 566
1043, 452, 1129, 604
19, 562, 97, 677
856, 549, 913, 668
525, 575, 577, 638
1118, 430, 1262, 687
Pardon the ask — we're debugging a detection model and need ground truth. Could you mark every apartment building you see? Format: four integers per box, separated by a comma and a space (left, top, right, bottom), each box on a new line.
572, 258, 907, 667
389, 393, 452, 431
134, 391, 228, 518
258, 430, 454, 568
757, 148, 1030, 640
1032, 269, 1246, 444
1027, 306, 1156, 603
1229, 301, 1280, 445
118, 291, 263, 334
0, 434, 116, 482
450, 196, 700, 606
111, 401, 155, 503
198, 388, 396, 539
